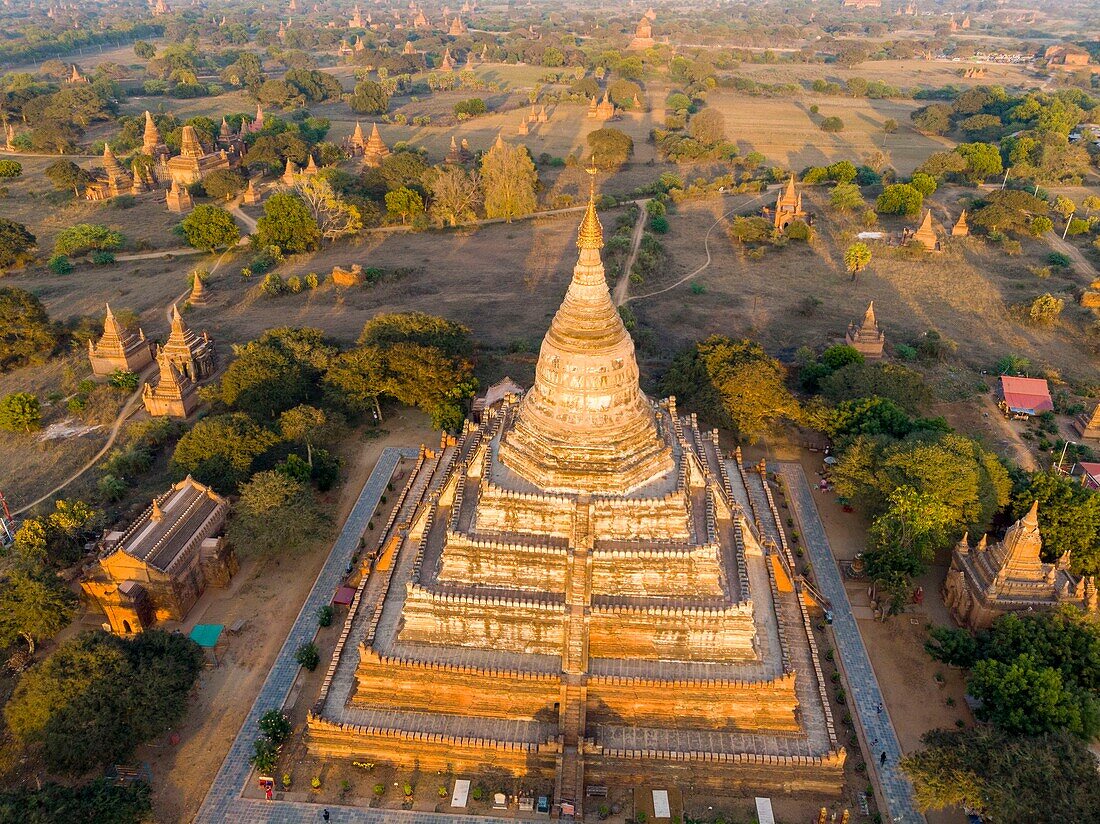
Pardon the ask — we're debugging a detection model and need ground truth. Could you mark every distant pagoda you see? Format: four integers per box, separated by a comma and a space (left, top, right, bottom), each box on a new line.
845, 301, 885, 360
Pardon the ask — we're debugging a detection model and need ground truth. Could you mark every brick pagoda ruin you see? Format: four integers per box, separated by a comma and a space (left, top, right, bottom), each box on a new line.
944, 502, 1098, 630
307, 179, 844, 816
88, 304, 154, 376
845, 301, 885, 359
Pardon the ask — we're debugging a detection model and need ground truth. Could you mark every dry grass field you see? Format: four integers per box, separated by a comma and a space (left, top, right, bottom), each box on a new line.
634, 188, 1100, 390
730, 57, 1041, 92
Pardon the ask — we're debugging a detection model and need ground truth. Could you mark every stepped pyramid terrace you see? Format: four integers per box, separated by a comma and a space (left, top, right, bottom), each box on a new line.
307, 180, 844, 817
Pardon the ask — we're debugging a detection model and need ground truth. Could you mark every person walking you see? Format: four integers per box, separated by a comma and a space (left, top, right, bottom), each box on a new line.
323, 810, 330, 822
880, 751, 887, 766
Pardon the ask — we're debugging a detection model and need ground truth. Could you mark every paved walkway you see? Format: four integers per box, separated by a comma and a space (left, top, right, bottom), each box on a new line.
195, 446, 424, 824
777, 462, 924, 824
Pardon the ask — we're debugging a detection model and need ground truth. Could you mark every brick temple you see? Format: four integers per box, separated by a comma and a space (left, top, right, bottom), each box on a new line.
307, 182, 844, 816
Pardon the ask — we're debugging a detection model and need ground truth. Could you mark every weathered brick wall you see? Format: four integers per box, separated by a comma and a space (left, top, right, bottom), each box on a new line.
399, 585, 566, 655
584, 749, 845, 796
474, 485, 574, 538
352, 653, 560, 721
592, 495, 691, 541
588, 604, 757, 662
590, 546, 723, 597
438, 532, 569, 592
587, 673, 800, 732
307, 715, 559, 776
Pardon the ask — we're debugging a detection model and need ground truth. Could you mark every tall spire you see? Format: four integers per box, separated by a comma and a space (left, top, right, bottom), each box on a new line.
577, 164, 603, 251
142, 110, 161, 155
497, 168, 673, 493
179, 125, 203, 159
863, 300, 877, 330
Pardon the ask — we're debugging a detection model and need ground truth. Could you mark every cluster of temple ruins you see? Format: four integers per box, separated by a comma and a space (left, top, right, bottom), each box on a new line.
87, 302, 215, 420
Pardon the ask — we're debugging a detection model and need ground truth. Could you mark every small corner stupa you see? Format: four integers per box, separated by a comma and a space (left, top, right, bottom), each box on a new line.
166, 178, 193, 213
912, 209, 939, 251
362, 123, 391, 168
951, 210, 969, 237
845, 301, 885, 359
142, 348, 199, 419
88, 304, 154, 376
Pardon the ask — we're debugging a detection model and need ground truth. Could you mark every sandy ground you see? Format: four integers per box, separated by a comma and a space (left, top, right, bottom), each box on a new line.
792, 448, 971, 824
98, 409, 436, 824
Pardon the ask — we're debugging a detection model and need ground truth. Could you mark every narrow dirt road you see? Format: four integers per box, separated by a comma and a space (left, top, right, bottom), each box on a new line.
612, 199, 651, 307
624, 190, 771, 306
1045, 230, 1099, 280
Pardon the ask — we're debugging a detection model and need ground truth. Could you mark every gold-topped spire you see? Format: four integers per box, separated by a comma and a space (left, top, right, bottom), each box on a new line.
577, 164, 603, 250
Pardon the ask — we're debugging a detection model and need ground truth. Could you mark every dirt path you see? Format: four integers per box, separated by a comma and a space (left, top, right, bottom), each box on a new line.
981, 394, 1039, 471
624, 190, 771, 305
612, 199, 651, 307
1045, 229, 1099, 280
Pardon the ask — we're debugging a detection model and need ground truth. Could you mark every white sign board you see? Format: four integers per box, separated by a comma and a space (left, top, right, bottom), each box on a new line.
652, 789, 670, 819
755, 797, 775, 824
451, 779, 470, 808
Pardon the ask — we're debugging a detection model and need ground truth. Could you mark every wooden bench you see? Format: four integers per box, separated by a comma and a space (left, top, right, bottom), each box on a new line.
585, 785, 609, 798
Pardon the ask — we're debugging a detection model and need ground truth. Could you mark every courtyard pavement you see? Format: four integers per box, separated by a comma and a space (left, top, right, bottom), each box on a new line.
193, 446, 469, 824
778, 462, 925, 824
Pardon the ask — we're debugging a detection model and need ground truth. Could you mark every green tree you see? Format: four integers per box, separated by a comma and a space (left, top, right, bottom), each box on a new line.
586, 127, 634, 169
902, 727, 1100, 822
53, 224, 123, 257
0, 219, 36, 270
911, 103, 952, 135
1027, 293, 1064, 326
0, 391, 41, 432
0, 159, 22, 178
44, 158, 91, 197
258, 709, 293, 745
819, 116, 844, 132
428, 167, 481, 227
0, 563, 77, 653
970, 655, 1098, 738
826, 160, 857, 184
829, 182, 864, 212
180, 204, 241, 251
0, 779, 151, 823
0, 287, 55, 373
1011, 472, 1100, 574
228, 471, 326, 555
5, 630, 203, 774
480, 141, 538, 222
843, 242, 871, 278
348, 79, 390, 114
201, 168, 245, 201
876, 183, 923, 216
133, 40, 156, 59
384, 186, 424, 224
452, 98, 487, 118
909, 172, 937, 196
688, 108, 726, 145
255, 192, 320, 253
170, 413, 280, 492
12, 499, 97, 568
661, 336, 800, 441
956, 142, 1003, 183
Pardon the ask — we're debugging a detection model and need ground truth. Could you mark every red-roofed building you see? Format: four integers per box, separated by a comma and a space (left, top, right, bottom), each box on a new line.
997, 375, 1053, 418
1072, 462, 1100, 490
